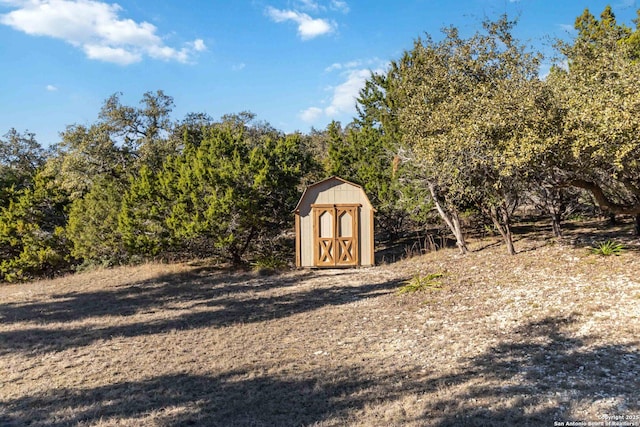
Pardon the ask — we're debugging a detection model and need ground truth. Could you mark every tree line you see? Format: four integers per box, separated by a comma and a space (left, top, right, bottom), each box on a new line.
1, 6, 639, 281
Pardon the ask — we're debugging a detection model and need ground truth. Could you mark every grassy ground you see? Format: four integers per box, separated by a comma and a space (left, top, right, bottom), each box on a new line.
1, 220, 639, 426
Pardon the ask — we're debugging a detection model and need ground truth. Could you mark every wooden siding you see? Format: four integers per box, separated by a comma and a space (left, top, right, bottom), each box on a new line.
296, 177, 374, 268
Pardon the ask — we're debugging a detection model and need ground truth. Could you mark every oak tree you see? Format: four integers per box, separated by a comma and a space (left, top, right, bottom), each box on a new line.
549, 7, 640, 231
395, 17, 560, 254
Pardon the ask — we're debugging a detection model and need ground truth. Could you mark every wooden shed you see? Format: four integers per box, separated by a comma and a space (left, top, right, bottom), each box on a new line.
294, 176, 375, 268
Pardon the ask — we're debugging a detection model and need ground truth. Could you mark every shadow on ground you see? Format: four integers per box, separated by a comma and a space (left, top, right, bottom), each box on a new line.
1, 315, 638, 426
427, 316, 639, 426
0, 268, 403, 355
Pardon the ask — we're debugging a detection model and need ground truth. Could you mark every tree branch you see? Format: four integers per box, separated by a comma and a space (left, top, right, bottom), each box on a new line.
570, 179, 640, 215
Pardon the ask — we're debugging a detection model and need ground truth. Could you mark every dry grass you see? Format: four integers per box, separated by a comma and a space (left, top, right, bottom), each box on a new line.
1, 220, 639, 426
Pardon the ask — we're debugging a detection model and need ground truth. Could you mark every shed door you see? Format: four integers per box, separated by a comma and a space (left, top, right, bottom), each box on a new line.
313, 205, 359, 267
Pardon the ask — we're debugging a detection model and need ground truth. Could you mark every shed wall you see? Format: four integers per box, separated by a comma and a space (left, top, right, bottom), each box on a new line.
298, 181, 374, 267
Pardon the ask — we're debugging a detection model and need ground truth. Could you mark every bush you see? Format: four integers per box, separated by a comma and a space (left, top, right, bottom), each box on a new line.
398, 272, 446, 294
590, 240, 625, 256
251, 255, 289, 275
0, 174, 72, 282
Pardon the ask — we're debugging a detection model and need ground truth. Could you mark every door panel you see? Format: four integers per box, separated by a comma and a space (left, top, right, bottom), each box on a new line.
337, 209, 352, 237
313, 205, 358, 267
319, 210, 333, 238
314, 207, 335, 266
336, 207, 357, 266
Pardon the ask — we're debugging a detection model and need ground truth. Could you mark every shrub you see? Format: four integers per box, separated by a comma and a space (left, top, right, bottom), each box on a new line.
590, 240, 625, 256
398, 272, 445, 294
251, 255, 288, 275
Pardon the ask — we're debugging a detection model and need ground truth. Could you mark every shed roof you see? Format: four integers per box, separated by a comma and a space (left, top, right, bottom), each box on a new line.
293, 176, 375, 213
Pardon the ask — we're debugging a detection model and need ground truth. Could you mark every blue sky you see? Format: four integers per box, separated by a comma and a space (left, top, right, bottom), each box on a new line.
1, 0, 639, 147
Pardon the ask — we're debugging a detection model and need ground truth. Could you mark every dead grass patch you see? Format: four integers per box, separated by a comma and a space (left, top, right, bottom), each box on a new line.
1, 222, 639, 426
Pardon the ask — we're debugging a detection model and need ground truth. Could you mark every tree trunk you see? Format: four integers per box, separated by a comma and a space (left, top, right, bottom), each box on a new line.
230, 252, 243, 266
428, 182, 468, 254
551, 211, 562, 238
489, 204, 516, 255
570, 179, 640, 215
450, 210, 468, 254
635, 214, 640, 236
231, 226, 258, 266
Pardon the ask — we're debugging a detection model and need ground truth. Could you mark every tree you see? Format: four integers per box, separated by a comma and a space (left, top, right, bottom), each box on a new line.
48, 122, 130, 200
118, 165, 170, 258
48, 91, 181, 265
0, 132, 69, 281
395, 17, 559, 254
549, 7, 640, 232
99, 90, 177, 170
161, 116, 313, 265
0, 129, 46, 207
625, 10, 640, 60
0, 172, 71, 281
573, 6, 631, 43
324, 119, 422, 241
323, 65, 433, 243
170, 112, 214, 151
527, 181, 582, 238
48, 90, 177, 200
66, 178, 127, 265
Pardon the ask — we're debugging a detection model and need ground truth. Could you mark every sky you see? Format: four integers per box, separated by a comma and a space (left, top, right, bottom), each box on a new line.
1, 0, 639, 147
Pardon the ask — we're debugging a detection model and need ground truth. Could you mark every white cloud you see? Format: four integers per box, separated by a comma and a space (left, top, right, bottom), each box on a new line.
266, 6, 335, 40
325, 60, 363, 72
0, 0, 206, 65
330, 0, 349, 13
84, 43, 141, 64
301, 58, 388, 124
296, 0, 320, 12
232, 62, 246, 71
325, 63, 343, 72
558, 23, 576, 33
324, 68, 371, 116
189, 39, 207, 52
294, 0, 349, 14
46, 84, 58, 91
300, 106, 324, 122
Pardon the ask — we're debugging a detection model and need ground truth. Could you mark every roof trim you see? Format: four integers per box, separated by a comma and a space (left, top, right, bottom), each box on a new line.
293, 176, 374, 213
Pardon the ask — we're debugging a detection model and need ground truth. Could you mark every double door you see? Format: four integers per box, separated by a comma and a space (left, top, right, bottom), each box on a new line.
313, 204, 359, 267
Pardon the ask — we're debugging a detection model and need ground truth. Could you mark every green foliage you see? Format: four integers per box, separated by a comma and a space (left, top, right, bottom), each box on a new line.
549, 6, 640, 217
398, 272, 446, 294
48, 90, 178, 201
590, 240, 625, 256
352, 69, 433, 237
573, 6, 631, 45
118, 165, 169, 257
66, 178, 126, 265
170, 112, 214, 150
324, 117, 421, 240
159, 118, 312, 265
393, 16, 559, 254
99, 90, 177, 170
0, 173, 71, 281
625, 10, 640, 60
0, 128, 46, 208
251, 255, 288, 275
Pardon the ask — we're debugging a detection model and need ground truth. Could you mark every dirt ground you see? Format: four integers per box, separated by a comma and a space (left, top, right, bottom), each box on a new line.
0, 220, 639, 426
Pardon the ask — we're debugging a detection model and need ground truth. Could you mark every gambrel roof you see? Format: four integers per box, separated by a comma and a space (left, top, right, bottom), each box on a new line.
293, 176, 375, 213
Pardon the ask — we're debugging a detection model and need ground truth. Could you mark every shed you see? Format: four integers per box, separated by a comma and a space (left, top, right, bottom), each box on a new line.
294, 176, 375, 268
